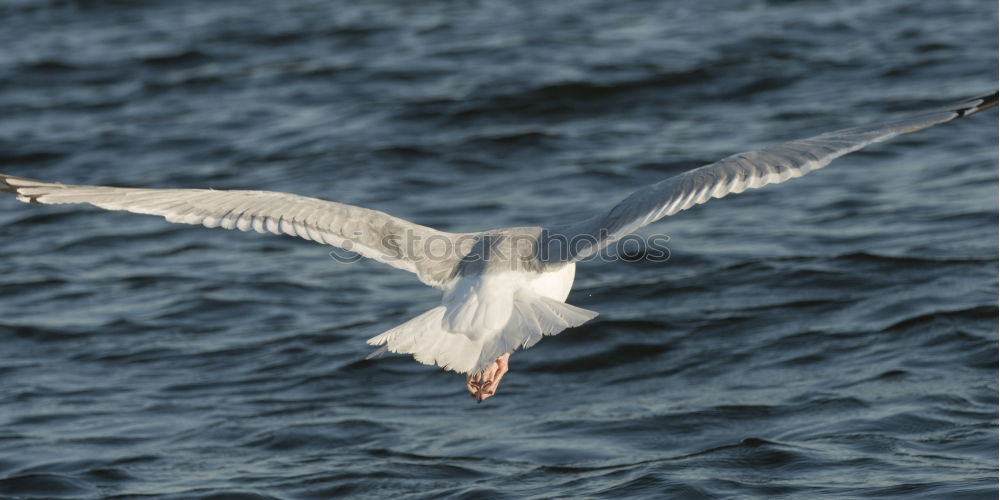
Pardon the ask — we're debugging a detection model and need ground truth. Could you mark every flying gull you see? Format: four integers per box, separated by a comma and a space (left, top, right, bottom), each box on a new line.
1, 91, 995, 402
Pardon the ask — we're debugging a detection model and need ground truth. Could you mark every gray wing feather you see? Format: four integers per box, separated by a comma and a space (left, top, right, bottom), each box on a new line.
542, 91, 997, 261
0, 177, 465, 288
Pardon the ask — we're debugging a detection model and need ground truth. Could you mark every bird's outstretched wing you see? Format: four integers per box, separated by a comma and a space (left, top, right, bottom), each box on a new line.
540, 91, 997, 262
0, 176, 467, 288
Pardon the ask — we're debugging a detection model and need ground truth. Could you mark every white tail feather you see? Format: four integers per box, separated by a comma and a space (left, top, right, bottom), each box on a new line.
366, 292, 598, 375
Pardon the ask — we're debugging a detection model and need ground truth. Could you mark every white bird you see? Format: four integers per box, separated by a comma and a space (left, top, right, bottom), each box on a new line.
1, 91, 995, 402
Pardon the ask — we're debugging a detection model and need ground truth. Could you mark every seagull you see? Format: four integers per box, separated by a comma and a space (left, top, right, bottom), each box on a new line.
1, 91, 995, 402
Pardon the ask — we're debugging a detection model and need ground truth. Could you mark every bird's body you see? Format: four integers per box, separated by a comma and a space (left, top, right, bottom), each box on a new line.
1, 91, 995, 402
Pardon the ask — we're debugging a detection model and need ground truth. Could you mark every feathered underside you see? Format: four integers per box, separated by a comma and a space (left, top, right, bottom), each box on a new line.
0, 175, 472, 288
540, 91, 997, 262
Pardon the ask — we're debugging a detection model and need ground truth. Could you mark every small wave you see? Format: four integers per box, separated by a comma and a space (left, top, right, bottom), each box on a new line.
835, 251, 995, 266
20, 59, 82, 72
881, 305, 997, 333
0, 473, 96, 498
441, 67, 712, 120
541, 342, 672, 374
0, 322, 89, 342
139, 49, 210, 67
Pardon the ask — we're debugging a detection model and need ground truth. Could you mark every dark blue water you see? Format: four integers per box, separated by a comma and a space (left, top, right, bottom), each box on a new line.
0, 1, 997, 498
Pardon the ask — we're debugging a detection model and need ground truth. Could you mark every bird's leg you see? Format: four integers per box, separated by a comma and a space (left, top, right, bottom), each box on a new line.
466, 353, 510, 403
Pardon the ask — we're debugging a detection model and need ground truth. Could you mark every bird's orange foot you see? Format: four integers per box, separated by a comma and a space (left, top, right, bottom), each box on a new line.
466, 353, 510, 403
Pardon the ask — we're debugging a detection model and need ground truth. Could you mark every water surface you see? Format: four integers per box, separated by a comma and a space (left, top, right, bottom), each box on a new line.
0, 0, 997, 498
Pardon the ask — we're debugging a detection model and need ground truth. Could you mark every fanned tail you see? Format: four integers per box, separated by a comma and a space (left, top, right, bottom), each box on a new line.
366, 306, 482, 374
366, 292, 598, 375
498, 292, 598, 353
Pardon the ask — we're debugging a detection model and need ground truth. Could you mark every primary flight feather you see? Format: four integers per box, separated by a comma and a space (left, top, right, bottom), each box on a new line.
2, 91, 995, 402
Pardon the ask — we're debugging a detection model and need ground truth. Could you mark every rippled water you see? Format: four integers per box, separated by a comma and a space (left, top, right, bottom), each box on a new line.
0, 1, 997, 498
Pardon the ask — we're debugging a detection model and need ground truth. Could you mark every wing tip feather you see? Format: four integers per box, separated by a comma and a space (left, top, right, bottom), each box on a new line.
1, 174, 50, 203
964, 91, 998, 117
950, 91, 999, 119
